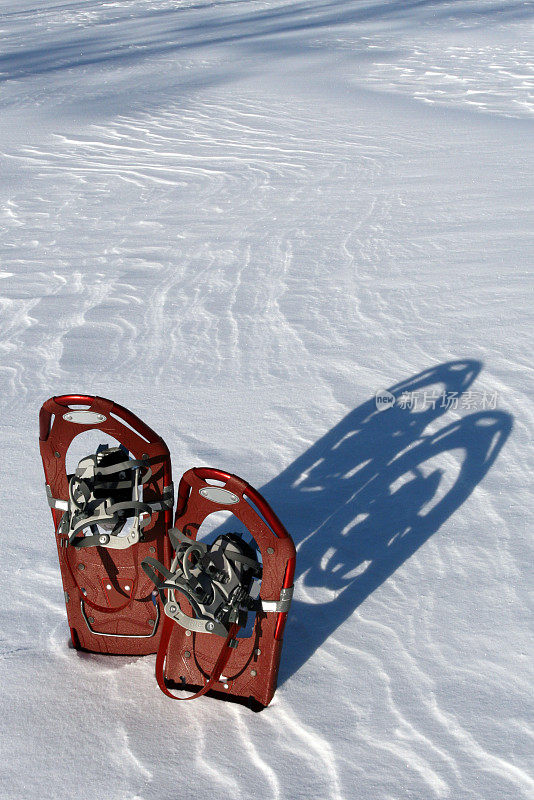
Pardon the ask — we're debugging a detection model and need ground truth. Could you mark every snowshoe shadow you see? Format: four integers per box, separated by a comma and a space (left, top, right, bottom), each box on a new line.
257, 359, 512, 685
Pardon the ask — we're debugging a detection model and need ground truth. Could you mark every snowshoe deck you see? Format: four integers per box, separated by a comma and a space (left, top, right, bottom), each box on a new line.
39, 394, 172, 655
144, 467, 296, 708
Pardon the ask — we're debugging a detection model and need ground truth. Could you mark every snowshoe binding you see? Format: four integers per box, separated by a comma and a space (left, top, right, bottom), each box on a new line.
142, 467, 296, 709
39, 395, 173, 655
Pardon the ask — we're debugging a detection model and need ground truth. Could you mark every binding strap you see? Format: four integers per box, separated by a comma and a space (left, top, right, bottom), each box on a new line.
60, 448, 173, 550
143, 532, 261, 700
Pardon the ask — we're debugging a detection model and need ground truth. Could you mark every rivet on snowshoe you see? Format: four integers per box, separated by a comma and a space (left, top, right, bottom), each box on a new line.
99, 534, 110, 545
184, 650, 191, 659
77, 563, 85, 571
267, 547, 274, 554
206, 621, 215, 632
250, 669, 257, 677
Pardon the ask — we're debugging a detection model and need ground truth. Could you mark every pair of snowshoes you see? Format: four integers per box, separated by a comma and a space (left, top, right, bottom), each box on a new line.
39, 394, 296, 709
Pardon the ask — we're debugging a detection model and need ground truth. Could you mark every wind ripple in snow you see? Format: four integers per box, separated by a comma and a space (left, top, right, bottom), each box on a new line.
0, 95, 389, 397
0, 5, 532, 798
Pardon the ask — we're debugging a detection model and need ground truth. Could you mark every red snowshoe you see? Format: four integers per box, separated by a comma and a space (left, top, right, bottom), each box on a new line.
142, 467, 296, 709
39, 395, 172, 655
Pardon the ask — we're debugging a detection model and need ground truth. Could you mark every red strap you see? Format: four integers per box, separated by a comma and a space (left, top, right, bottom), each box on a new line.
155, 615, 240, 700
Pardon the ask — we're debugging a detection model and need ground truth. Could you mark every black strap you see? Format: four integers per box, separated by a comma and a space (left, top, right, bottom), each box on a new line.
223, 549, 262, 573
93, 458, 147, 477
141, 556, 175, 586
107, 499, 153, 516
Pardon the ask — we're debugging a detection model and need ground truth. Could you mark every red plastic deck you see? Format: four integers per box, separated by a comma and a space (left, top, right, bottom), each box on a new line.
158, 467, 296, 708
39, 394, 172, 655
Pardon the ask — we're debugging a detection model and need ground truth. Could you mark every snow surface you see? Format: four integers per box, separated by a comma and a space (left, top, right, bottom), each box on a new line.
1, 1, 533, 798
